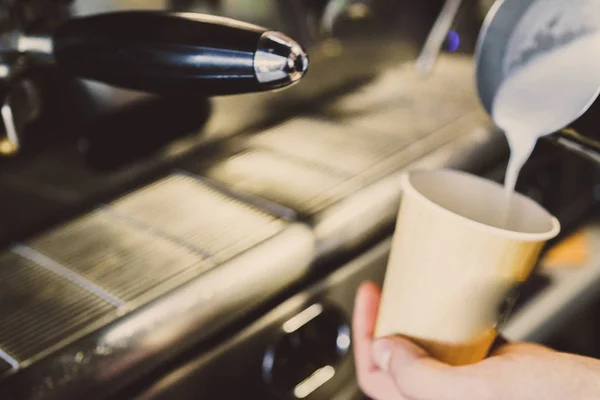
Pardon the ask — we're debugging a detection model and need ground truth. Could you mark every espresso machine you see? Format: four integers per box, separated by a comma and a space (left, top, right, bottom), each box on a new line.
0, 1, 599, 399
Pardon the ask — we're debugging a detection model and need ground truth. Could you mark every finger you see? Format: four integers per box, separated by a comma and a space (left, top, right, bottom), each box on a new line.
352, 281, 382, 372
353, 282, 400, 399
375, 336, 497, 400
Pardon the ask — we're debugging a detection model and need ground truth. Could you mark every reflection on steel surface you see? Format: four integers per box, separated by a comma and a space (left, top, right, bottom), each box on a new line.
283, 304, 324, 333
293, 365, 336, 399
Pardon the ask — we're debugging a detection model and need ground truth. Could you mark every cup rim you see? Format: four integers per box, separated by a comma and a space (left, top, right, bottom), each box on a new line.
401, 169, 561, 242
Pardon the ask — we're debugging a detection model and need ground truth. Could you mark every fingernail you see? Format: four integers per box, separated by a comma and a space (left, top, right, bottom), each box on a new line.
372, 340, 392, 372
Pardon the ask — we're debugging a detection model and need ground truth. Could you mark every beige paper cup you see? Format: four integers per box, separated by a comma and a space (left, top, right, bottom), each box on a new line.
375, 169, 560, 366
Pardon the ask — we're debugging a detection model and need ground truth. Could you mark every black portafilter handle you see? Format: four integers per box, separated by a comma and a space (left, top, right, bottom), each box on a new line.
18, 11, 309, 96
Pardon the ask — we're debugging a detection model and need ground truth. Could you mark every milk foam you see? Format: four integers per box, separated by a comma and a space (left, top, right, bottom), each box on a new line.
492, 31, 600, 226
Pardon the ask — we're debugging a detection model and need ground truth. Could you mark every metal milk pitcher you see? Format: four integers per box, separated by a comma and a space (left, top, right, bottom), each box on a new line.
475, 0, 600, 164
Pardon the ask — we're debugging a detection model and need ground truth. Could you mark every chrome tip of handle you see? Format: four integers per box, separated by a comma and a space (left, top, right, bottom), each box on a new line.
254, 31, 309, 87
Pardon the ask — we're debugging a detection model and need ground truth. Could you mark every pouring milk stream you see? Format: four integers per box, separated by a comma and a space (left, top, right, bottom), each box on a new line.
488, 0, 600, 226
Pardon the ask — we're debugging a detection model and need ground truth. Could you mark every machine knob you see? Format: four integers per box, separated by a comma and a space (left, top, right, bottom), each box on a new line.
263, 303, 351, 398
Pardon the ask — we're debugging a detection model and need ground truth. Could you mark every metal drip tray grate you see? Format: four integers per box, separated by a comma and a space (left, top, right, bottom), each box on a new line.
110, 174, 287, 262
27, 211, 211, 303
339, 98, 474, 139
201, 149, 357, 215
0, 252, 115, 363
246, 118, 412, 176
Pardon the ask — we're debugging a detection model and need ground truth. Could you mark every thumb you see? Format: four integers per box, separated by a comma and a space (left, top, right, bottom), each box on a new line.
372, 336, 429, 372
372, 337, 495, 400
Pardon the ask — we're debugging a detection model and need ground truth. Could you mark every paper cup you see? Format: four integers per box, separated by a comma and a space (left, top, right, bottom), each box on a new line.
374, 169, 560, 366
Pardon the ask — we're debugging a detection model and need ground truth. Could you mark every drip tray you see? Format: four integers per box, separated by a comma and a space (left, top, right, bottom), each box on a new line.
246, 118, 412, 177
26, 211, 212, 303
0, 251, 116, 364
109, 174, 287, 263
201, 149, 358, 215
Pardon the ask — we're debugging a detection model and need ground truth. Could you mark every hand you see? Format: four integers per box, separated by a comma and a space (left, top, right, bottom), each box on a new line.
353, 281, 600, 400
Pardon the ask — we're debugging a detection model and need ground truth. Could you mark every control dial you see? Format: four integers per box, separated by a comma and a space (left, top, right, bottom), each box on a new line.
263, 303, 351, 398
